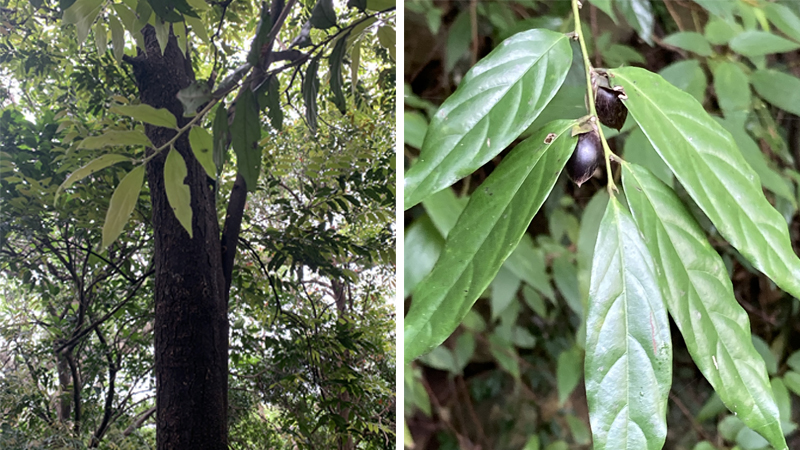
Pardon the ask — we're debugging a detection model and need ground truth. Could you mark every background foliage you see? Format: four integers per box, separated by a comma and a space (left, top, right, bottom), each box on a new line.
404, 1, 800, 449
0, 0, 396, 448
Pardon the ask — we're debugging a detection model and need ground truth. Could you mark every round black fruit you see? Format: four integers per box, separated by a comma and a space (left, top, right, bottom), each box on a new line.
566, 131, 602, 187
595, 86, 627, 131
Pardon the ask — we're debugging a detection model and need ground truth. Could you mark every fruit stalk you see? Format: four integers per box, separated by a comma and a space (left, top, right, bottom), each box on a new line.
571, 0, 617, 193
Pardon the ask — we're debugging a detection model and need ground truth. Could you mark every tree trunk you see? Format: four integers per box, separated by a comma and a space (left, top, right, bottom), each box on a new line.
127, 26, 228, 450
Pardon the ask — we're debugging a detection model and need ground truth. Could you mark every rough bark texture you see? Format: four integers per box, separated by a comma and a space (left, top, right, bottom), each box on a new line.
127, 26, 228, 450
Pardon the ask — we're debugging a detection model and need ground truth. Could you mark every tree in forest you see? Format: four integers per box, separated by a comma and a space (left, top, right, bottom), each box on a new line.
0, 0, 395, 448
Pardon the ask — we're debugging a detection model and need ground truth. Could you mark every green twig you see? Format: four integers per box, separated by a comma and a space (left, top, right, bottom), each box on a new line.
137, 97, 221, 165
571, 0, 617, 193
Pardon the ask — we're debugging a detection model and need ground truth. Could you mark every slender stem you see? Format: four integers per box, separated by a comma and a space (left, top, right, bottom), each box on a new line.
138, 97, 221, 165
571, 0, 617, 193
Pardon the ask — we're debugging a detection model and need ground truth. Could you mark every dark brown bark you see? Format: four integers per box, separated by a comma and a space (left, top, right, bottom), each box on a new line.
127, 26, 228, 450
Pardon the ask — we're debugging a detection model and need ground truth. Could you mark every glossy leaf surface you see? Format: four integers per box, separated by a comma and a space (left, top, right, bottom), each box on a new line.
403, 29, 571, 209
585, 196, 671, 450
622, 163, 787, 450
164, 148, 193, 238
711, 61, 751, 119
609, 66, 800, 300
110, 104, 178, 129
404, 121, 577, 363
616, 0, 654, 45
102, 165, 144, 249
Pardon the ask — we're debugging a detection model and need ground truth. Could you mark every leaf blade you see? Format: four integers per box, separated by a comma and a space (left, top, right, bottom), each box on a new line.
585, 196, 672, 450
56, 154, 132, 200
404, 121, 577, 364
110, 104, 178, 129
79, 130, 153, 149
609, 66, 800, 300
188, 126, 216, 179
403, 29, 572, 209
231, 88, 262, 192
102, 165, 145, 249
621, 163, 787, 450
164, 148, 193, 238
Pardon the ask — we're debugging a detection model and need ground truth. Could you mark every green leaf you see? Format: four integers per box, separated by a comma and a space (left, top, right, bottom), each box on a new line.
261, 75, 283, 131
704, 16, 741, 45
623, 127, 672, 185
79, 130, 153, 149
763, 3, 800, 43
783, 371, 800, 397
108, 14, 125, 62
659, 60, 707, 103
212, 102, 229, 174
621, 163, 787, 450
663, 31, 712, 56
62, 0, 104, 46
404, 215, 444, 298
328, 33, 349, 114
377, 24, 395, 61
350, 39, 361, 97
366, 0, 393, 11
176, 81, 212, 116
694, 0, 734, 19
56, 154, 131, 200
750, 69, 800, 116
504, 236, 554, 300
347, 0, 366, 11
188, 126, 216, 179
587, 0, 617, 23
163, 148, 193, 237
231, 88, 262, 192
309, 0, 336, 29
146, 0, 197, 22
712, 61, 751, 119
557, 346, 582, 406
403, 29, 572, 209
609, 66, 800, 300
102, 165, 145, 249
110, 104, 178, 129
729, 31, 800, 57
717, 117, 795, 207
404, 121, 577, 364
247, 3, 271, 66
616, 0, 654, 45
303, 58, 320, 134
153, 17, 169, 54
93, 22, 107, 55
584, 196, 672, 450
445, 11, 471, 73
404, 111, 427, 149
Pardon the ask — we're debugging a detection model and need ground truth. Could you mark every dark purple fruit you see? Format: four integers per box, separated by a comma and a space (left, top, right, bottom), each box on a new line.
595, 86, 627, 131
566, 131, 602, 187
